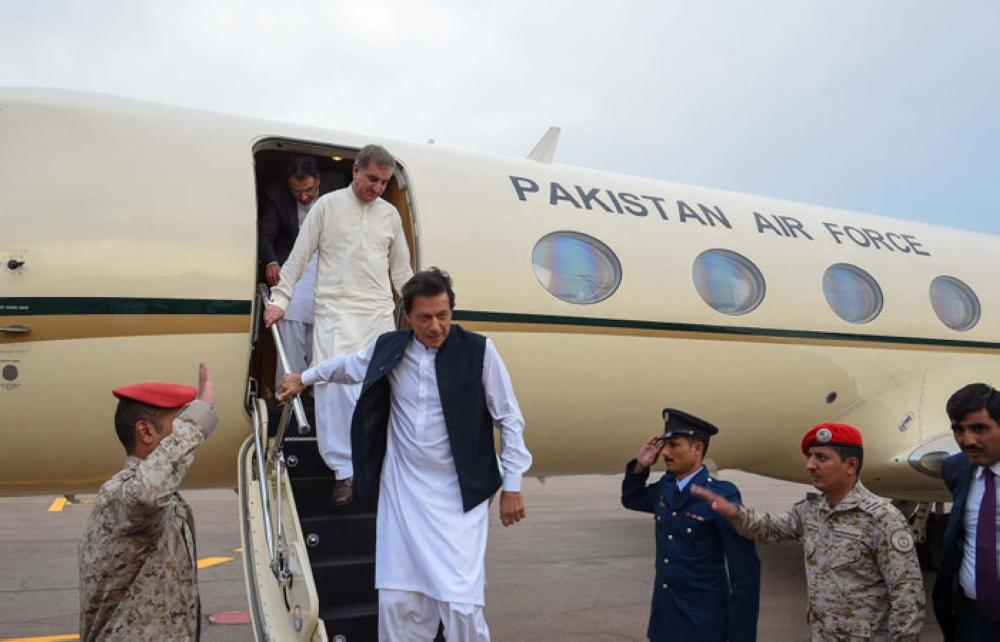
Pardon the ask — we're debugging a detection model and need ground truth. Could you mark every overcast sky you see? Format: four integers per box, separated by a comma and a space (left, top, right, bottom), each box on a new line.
2, 1, 998, 234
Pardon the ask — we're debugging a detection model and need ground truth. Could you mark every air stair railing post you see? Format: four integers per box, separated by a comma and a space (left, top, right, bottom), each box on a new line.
271, 451, 291, 588
251, 398, 275, 563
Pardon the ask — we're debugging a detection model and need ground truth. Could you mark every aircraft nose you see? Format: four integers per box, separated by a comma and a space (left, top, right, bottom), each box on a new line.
908, 433, 961, 478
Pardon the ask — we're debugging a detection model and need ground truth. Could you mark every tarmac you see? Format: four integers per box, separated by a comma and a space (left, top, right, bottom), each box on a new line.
0, 471, 944, 641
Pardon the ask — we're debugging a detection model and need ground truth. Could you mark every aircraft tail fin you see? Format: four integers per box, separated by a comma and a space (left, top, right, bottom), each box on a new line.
528, 126, 560, 163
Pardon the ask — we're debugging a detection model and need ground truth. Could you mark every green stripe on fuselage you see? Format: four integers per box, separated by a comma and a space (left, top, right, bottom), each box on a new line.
451, 310, 1000, 351
0, 297, 251, 316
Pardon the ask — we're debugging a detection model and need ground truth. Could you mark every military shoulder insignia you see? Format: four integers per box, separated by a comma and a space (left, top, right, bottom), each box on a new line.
860, 496, 885, 513
890, 528, 915, 553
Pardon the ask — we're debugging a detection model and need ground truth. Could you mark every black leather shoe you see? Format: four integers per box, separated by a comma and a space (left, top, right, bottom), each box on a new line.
331, 476, 354, 506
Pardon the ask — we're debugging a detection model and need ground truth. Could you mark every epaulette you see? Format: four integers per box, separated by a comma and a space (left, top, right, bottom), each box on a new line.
798, 493, 821, 507
856, 487, 890, 515
859, 495, 887, 514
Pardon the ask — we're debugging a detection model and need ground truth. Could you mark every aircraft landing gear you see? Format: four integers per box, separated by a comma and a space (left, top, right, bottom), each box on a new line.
895, 500, 947, 570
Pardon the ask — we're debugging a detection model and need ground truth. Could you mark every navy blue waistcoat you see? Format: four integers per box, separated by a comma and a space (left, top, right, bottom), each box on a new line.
350, 324, 502, 512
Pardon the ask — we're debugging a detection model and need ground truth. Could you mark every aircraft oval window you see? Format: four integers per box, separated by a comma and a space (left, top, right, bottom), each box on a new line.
930, 276, 980, 331
691, 249, 765, 315
822, 264, 883, 324
531, 231, 622, 304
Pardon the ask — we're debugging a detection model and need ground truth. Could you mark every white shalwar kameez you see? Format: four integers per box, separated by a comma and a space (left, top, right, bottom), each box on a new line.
271, 187, 412, 478
302, 336, 532, 642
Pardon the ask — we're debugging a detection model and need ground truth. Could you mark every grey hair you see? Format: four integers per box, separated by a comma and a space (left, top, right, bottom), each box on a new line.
355, 144, 396, 172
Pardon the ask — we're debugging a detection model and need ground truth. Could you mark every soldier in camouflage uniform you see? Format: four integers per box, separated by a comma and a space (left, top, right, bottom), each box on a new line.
79, 364, 217, 642
693, 422, 925, 642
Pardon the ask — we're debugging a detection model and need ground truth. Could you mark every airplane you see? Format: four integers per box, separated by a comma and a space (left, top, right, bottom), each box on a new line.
2, 88, 997, 641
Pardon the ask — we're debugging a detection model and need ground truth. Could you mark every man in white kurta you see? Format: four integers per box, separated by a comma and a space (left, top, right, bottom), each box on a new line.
279, 270, 532, 641
266, 145, 412, 495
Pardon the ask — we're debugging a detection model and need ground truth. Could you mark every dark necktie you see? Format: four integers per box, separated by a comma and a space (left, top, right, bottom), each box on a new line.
977, 468, 1000, 621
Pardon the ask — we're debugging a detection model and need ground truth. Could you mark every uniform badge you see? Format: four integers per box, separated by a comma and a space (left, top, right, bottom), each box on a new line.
685, 512, 705, 522
890, 528, 915, 553
816, 428, 833, 443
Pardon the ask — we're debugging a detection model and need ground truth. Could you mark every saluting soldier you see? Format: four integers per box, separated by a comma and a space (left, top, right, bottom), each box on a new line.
693, 423, 925, 642
79, 363, 217, 641
622, 409, 760, 642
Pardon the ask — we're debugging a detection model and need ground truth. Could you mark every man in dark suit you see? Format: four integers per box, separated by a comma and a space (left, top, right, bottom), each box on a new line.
258, 156, 336, 286
622, 409, 760, 642
934, 383, 1000, 641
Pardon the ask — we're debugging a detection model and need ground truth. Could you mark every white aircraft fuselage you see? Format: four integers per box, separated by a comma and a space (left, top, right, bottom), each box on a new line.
2, 88, 996, 502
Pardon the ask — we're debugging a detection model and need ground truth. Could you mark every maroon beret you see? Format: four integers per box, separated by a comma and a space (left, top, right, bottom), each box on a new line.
112, 382, 196, 409
801, 422, 863, 455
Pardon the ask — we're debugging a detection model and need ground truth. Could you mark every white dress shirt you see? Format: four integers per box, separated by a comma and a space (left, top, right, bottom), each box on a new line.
676, 465, 704, 492
303, 334, 532, 604
960, 460, 1000, 600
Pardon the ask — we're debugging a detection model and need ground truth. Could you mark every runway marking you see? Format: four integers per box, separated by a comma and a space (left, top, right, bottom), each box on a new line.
0, 635, 79, 641
47, 497, 68, 512
208, 610, 251, 625
197, 556, 234, 569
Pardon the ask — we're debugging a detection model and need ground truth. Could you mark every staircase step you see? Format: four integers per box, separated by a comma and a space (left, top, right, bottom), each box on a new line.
312, 553, 375, 569
301, 514, 376, 559
289, 476, 379, 518
313, 555, 377, 605
320, 602, 378, 642
281, 439, 332, 478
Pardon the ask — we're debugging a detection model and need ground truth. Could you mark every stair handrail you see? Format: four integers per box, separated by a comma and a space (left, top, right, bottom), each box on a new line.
257, 284, 312, 441
252, 284, 311, 588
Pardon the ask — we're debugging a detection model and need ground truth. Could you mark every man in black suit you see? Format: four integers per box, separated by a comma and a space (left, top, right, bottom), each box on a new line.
258, 156, 334, 287
933, 383, 1000, 641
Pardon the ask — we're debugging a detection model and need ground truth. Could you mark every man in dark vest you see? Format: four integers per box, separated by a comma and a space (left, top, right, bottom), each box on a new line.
279, 267, 532, 642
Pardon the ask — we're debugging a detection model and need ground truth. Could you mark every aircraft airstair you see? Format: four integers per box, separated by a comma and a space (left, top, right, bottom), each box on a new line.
239, 287, 380, 641
240, 286, 446, 641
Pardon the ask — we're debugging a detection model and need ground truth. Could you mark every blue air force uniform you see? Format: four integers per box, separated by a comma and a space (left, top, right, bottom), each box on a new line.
621, 409, 760, 642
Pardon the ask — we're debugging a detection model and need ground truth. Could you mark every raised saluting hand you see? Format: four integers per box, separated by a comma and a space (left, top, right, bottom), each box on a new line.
633, 435, 665, 473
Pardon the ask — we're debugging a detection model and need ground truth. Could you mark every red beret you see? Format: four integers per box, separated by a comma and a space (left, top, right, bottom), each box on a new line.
801, 422, 863, 455
112, 383, 196, 409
